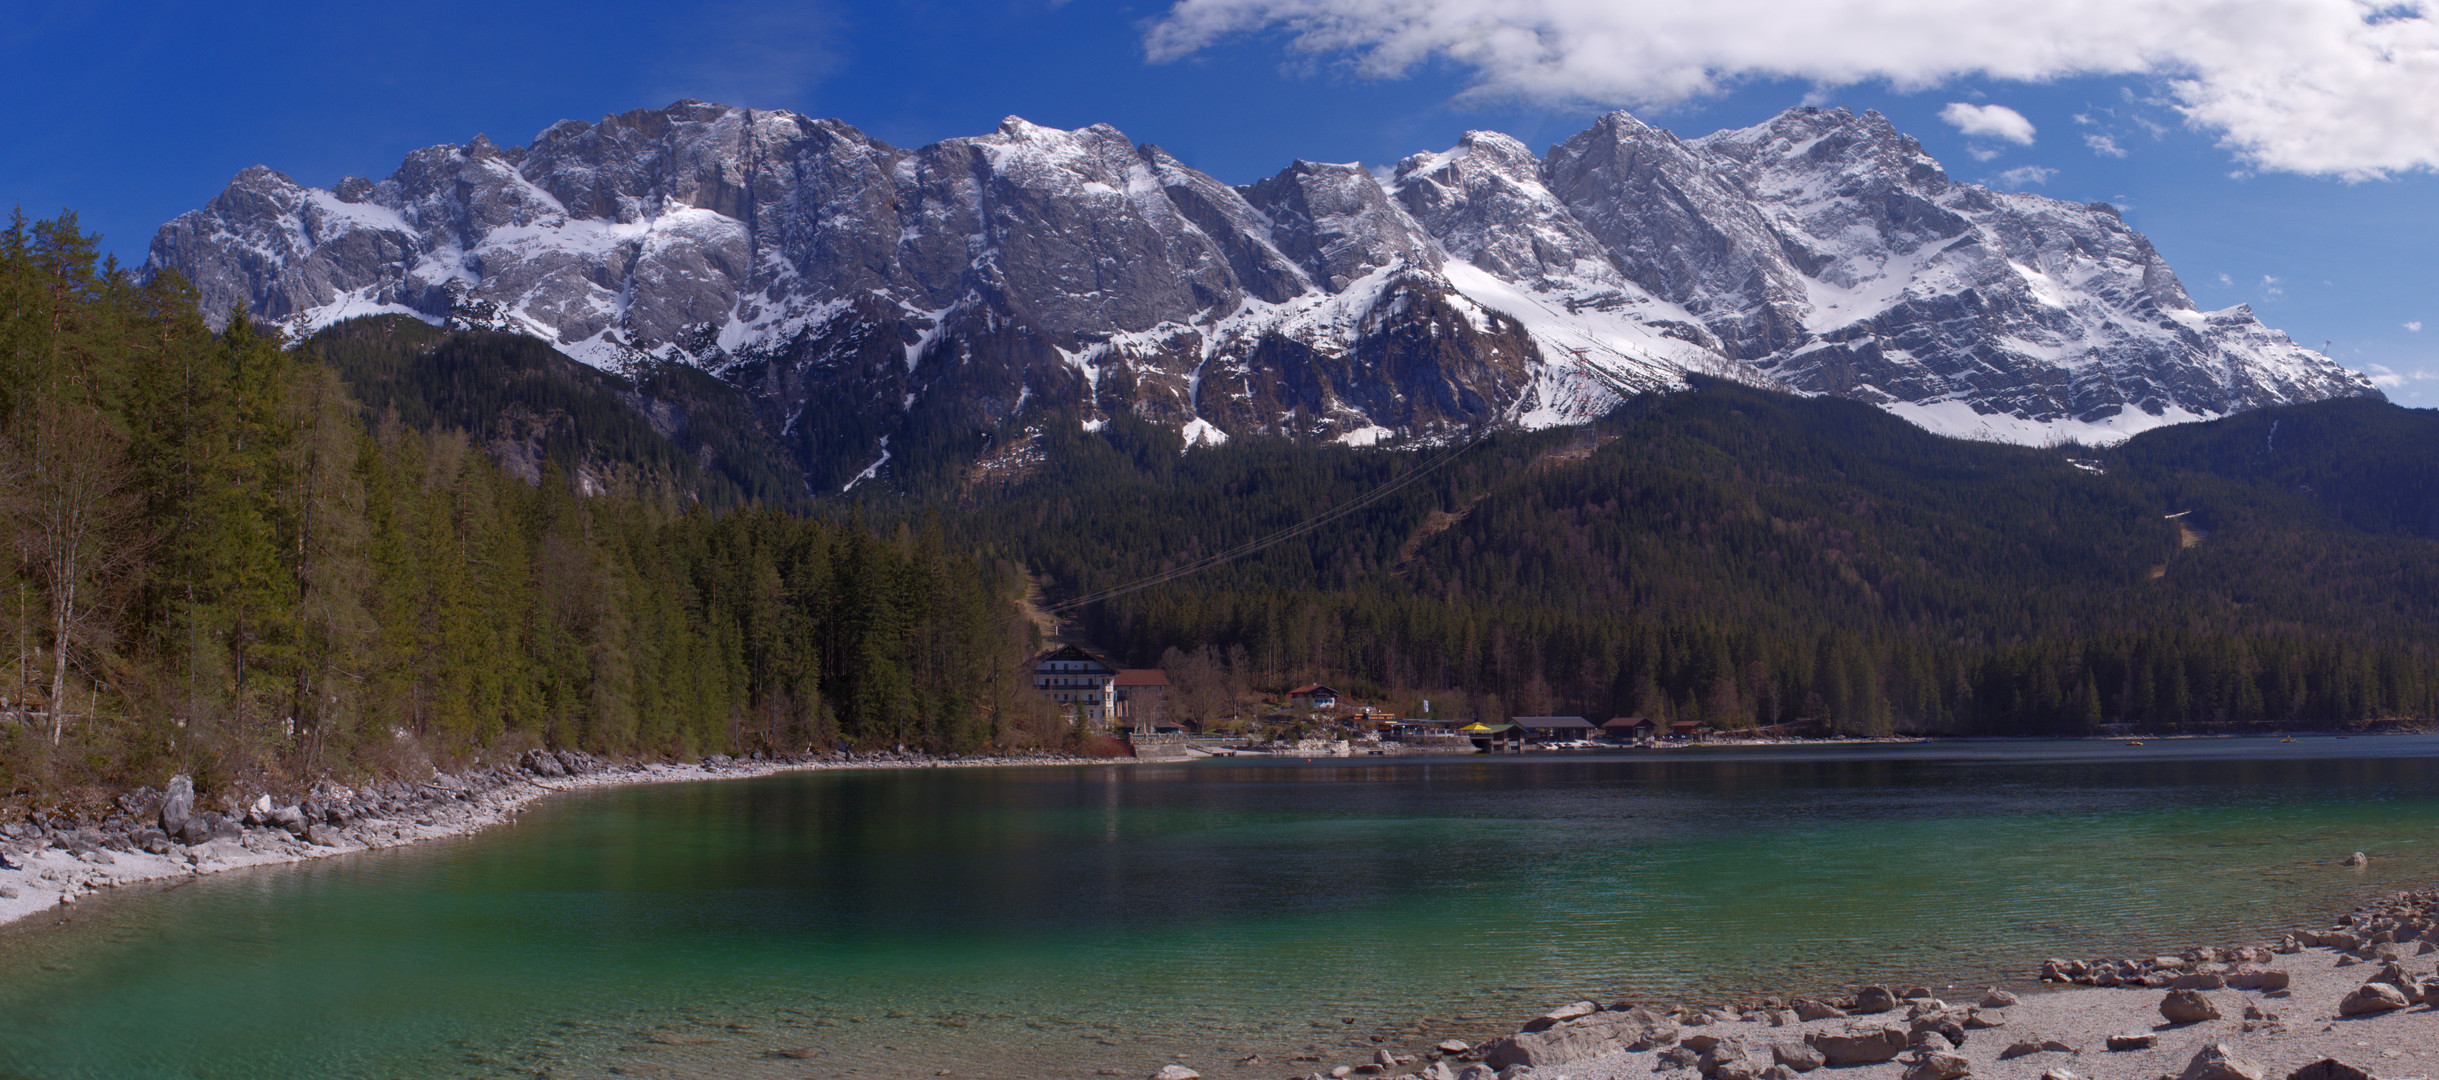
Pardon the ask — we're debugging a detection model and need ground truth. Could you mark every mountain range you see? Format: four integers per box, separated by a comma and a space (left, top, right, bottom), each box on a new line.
146, 100, 2378, 493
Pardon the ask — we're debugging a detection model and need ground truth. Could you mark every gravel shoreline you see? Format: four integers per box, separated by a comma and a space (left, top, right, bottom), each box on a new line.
0, 748, 1112, 932
1323, 890, 2439, 1080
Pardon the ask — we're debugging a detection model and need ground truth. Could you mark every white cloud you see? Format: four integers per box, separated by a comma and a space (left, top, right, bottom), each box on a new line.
1147, 0, 2439, 178
2260, 274, 2286, 299
2216, 272, 2234, 287
2086, 133, 2129, 158
1939, 102, 2037, 144
1994, 165, 2056, 186
2409, 320, 2426, 331
2365, 363, 2435, 387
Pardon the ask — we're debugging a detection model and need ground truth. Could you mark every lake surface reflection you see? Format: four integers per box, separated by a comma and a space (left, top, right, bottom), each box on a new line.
3, 737, 2436, 1080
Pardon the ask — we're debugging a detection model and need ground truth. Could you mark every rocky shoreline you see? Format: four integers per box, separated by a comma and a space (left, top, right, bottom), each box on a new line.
1224, 889, 2439, 1080
0, 748, 1108, 931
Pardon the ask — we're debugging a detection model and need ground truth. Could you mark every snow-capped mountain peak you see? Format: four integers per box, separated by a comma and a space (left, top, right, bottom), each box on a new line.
147, 100, 2375, 490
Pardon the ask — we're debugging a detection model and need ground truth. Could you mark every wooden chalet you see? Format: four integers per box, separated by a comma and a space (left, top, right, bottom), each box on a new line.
1288, 684, 1340, 713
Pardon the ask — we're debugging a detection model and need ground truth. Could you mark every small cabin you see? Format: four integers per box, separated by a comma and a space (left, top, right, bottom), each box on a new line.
1288, 684, 1340, 713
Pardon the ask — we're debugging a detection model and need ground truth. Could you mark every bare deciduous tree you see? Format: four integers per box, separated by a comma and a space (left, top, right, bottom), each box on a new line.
3, 400, 146, 746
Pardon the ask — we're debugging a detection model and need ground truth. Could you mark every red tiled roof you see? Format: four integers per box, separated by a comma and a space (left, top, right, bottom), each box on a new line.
1289, 684, 1337, 695
1113, 669, 1169, 687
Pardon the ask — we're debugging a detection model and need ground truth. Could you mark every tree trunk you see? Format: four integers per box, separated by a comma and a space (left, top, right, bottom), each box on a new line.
48, 578, 71, 746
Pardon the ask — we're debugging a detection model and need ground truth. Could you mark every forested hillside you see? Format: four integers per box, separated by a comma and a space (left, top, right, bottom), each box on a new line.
0, 212, 1047, 805
311, 315, 809, 508
987, 387, 2439, 736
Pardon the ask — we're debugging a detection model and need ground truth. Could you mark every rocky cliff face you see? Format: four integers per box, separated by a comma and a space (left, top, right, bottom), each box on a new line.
148, 100, 2376, 490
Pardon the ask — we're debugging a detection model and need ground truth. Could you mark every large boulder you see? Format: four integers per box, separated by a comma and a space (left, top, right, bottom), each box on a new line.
2161, 989, 2222, 1024
2284, 1059, 2378, 1080
1518, 1002, 1598, 1033
1804, 1026, 1909, 1066
174, 810, 238, 847
2178, 1043, 2266, 1080
1696, 1040, 1752, 1079
2338, 983, 2409, 1016
1853, 986, 1899, 1013
1904, 1051, 1971, 1080
159, 775, 194, 833
1908, 1016, 1966, 1048
1482, 1009, 1641, 1069
269, 804, 308, 837
1770, 1042, 1825, 1073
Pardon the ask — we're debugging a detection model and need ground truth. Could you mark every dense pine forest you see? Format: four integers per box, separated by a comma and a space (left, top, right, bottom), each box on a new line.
988, 391, 2439, 737
0, 212, 1050, 804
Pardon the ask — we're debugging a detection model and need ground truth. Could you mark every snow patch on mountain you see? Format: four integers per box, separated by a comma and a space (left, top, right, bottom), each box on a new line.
1884, 399, 2216, 446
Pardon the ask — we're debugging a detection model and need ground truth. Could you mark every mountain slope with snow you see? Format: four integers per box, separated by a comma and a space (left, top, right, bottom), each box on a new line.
148, 100, 2376, 490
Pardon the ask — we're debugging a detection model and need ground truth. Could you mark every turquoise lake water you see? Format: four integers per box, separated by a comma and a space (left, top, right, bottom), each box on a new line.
2, 737, 2437, 1080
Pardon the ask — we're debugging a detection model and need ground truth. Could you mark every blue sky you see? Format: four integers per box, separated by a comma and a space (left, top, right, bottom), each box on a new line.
5, 0, 2432, 405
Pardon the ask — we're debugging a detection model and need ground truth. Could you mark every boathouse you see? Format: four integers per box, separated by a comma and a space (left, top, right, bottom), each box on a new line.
1512, 716, 1596, 741
1603, 717, 1657, 741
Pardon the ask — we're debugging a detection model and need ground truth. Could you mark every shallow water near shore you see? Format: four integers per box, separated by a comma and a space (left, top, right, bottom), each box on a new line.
3, 737, 2437, 1080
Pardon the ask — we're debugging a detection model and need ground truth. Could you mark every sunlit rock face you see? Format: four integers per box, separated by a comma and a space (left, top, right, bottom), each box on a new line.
152, 99, 2375, 487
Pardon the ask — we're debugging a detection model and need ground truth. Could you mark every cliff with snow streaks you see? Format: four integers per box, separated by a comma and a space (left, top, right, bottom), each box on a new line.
148, 100, 2375, 489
